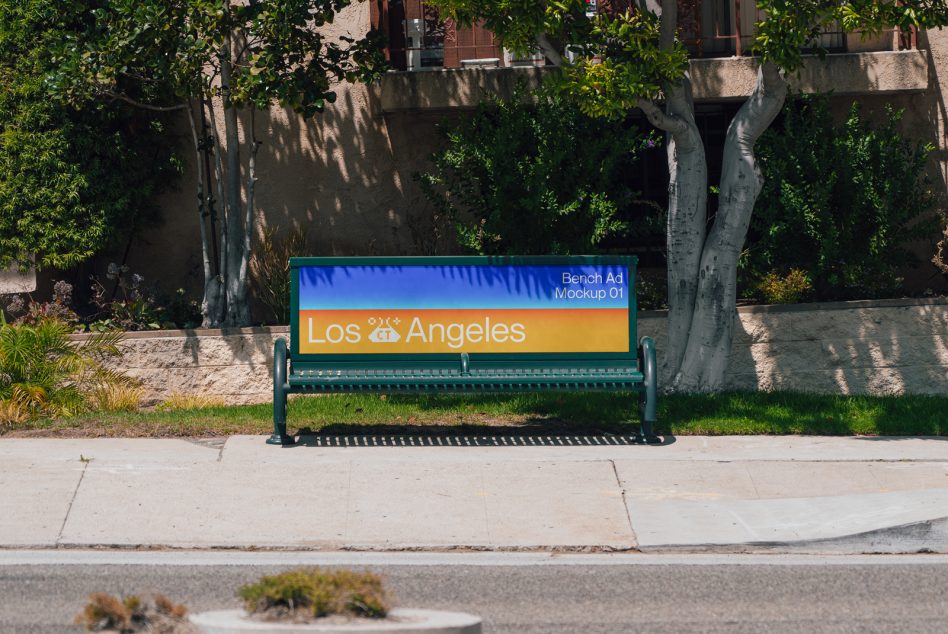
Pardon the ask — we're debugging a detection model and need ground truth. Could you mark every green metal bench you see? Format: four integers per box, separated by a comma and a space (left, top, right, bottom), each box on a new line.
269, 256, 658, 445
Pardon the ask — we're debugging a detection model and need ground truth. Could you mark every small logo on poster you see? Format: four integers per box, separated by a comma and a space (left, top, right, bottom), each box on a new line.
367, 317, 402, 343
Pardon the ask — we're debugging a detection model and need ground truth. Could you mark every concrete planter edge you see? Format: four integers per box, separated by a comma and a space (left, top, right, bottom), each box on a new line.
190, 608, 482, 634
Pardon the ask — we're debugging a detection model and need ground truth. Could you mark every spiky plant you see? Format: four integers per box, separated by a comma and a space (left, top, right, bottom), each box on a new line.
0, 317, 129, 420
250, 226, 309, 325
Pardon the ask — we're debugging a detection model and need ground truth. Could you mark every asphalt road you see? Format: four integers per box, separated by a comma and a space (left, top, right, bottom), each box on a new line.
3, 553, 948, 633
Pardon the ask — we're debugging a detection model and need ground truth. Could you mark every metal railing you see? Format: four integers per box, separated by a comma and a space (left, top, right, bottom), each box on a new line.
371, 0, 917, 70
374, 0, 503, 70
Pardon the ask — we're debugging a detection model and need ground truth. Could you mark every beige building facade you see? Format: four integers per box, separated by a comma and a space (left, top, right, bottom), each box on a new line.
129, 2, 948, 314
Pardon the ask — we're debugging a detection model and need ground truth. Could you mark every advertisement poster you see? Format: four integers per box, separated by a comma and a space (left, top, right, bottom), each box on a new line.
296, 264, 629, 354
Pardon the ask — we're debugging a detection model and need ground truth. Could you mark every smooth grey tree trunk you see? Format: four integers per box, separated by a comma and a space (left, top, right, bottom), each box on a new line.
660, 80, 707, 381
203, 98, 229, 327
214, 31, 254, 328
672, 62, 787, 391
186, 104, 216, 325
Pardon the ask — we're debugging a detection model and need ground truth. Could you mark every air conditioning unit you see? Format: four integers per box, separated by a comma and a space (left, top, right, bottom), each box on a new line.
503, 48, 545, 67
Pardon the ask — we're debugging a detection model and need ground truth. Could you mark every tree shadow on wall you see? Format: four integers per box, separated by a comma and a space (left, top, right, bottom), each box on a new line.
724, 301, 947, 436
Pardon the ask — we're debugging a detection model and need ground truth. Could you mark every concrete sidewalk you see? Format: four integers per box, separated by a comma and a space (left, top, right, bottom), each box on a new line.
2, 435, 947, 553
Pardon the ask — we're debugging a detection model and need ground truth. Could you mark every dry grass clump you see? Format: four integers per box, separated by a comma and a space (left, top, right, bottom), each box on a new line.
74, 592, 195, 633
239, 568, 390, 622
88, 383, 145, 413
156, 392, 227, 411
0, 398, 29, 426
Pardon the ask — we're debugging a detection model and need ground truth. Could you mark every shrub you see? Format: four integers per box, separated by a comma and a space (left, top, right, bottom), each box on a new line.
636, 270, 668, 310
934, 221, 948, 277
85, 265, 202, 331
239, 568, 389, 620
74, 592, 192, 633
4, 271, 202, 333
4, 280, 80, 327
417, 87, 660, 255
746, 94, 937, 300
0, 317, 133, 422
250, 226, 309, 324
756, 269, 813, 304
0, 3, 181, 271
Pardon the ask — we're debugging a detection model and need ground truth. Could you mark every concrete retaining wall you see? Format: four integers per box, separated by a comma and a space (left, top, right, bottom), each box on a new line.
640, 298, 948, 395
87, 298, 947, 405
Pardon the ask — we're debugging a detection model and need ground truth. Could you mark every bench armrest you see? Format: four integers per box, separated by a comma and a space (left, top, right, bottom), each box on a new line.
638, 336, 659, 442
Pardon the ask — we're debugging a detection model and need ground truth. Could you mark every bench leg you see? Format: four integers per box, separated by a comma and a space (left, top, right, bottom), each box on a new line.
638, 336, 661, 444
267, 337, 292, 446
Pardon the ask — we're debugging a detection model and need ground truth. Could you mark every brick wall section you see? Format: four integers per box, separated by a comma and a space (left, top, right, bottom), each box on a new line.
77, 298, 948, 405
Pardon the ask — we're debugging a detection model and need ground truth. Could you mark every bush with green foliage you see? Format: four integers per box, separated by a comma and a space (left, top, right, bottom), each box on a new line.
3, 280, 81, 328
86, 265, 201, 332
745, 95, 936, 301
417, 89, 660, 255
0, 317, 133, 423
239, 568, 389, 620
0, 0, 181, 270
4, 273, 202, 332
756, 269, 813, 305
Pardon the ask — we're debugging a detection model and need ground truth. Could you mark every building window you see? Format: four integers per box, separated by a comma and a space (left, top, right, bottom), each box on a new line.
370, 0, 914, 71
372, 0, 504, 70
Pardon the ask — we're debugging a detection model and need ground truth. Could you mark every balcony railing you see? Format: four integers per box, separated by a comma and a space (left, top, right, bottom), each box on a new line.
370, 0, 917, 71
671, 0, 916, 57
372, 0, 505, 70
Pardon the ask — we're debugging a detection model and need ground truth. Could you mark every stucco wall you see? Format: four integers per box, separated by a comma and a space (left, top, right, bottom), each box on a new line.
92, 298, 948, 406
126, 2, 458, 308
122, 13, 948, 307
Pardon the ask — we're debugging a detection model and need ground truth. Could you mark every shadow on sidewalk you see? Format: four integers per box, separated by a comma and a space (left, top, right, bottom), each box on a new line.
289, 425, 676, 448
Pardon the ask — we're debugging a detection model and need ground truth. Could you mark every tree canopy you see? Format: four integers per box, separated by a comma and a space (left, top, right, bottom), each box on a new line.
50, 0, 387, 326
0, 0, 181, 271
427, 0, 948, 391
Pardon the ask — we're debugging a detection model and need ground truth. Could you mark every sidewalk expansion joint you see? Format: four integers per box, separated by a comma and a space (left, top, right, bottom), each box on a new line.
57, 459, 89, 546
609, 459, 636, 542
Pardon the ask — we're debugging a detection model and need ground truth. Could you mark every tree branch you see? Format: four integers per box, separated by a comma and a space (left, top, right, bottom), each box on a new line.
636, 0, 662, 14
101, 89, 189, 112
659, 0, 677, 51
729, 62, 787, 152
637, 98, 688, 136
536, 34, 563, 66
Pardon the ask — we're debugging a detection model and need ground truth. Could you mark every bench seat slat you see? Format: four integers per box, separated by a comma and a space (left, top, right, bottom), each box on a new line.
287, 369, 644, 391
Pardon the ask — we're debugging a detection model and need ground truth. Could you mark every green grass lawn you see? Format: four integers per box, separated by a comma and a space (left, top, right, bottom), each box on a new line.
4, 391, 945, 438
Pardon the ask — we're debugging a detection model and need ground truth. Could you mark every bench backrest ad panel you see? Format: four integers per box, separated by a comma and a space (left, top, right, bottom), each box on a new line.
290, 256, 637, 364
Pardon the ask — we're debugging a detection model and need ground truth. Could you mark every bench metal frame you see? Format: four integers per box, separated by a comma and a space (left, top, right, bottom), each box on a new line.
270, 255, 658, 445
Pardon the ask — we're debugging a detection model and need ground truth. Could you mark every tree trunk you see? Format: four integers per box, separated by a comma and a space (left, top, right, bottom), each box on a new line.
186, 103, 216, 325
672, 62, 787, 392
203, 96, 228, 328
235, 107, 259, 324
661, 77, 706, 381
219, 32, 252, 328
